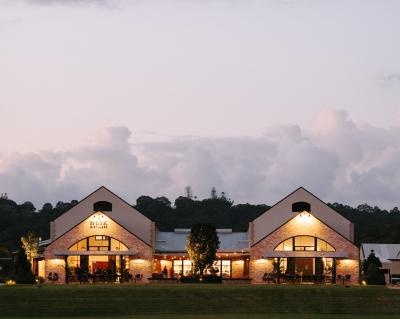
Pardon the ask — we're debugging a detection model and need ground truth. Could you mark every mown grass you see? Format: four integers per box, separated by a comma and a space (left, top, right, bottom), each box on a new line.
0, 284, 399, 318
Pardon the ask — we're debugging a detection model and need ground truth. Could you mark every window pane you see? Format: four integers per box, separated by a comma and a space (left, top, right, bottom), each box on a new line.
317, 239, 326, 251
69, 238, 87, 251
173, 260, 183, 276
67, 255, 80, 270
221, 260, 231, 278
275, 258, 287, 273
183, 260, 192, 276
206, 260, 221, 275
283, 238, 293, 250
275, 238, 293, 251
317, 238, 335, 252
110, 238, 128, 251
326, 243, 335, 252
295, 236, 314, 247
323, 258, 334, 274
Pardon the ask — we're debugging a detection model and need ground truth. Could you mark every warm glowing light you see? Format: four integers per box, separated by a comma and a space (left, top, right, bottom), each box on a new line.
299, 211, 311, 218
89, 212, 108, 229
5, 279, 16, 285
361, 280, 367, 286
51, 258, 64, 265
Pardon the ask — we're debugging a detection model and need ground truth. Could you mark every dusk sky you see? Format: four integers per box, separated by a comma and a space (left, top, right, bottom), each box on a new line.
1, 0, 400, 209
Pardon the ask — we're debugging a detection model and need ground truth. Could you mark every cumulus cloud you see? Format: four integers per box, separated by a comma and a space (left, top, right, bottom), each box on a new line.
1, 109, 400, 209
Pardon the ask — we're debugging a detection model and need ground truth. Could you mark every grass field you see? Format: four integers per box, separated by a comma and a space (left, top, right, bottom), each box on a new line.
0, 284, 399, 319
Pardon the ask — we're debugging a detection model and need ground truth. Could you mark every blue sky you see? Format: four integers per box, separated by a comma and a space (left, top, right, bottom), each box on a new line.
0, 0, 400, 208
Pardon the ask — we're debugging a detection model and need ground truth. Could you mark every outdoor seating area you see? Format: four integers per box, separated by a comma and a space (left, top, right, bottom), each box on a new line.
262, 272, 351, 285
65, 270, 143, 284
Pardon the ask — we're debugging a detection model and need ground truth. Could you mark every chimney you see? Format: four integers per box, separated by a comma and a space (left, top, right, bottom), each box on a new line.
248, 221, 254, 246
50, 221, 55, 241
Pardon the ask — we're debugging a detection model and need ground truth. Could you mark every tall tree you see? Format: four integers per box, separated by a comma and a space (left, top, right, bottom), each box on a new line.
362, 250, 385, 285
185, 186, 193, 199
21, 231, 39, 264
362, 250, 382, 272
186, 223, 220, 279
13, 247, 35, 284
211, 187, 217, 199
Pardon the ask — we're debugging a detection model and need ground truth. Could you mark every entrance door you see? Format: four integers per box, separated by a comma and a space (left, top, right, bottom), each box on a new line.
295, 258, 313, 275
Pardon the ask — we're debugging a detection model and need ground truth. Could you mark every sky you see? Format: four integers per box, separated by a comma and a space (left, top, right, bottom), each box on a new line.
0, 0, 400, 209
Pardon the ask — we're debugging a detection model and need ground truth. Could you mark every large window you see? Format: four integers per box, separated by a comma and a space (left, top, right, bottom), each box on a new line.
172, 259, 232, 278
173, 260, 193, 276
205, 260, 232, 278
68, 236, 128, 252
275, 236, 335, 252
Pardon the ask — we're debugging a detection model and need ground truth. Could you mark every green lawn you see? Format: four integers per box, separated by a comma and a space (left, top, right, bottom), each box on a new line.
0, 284, 399, 319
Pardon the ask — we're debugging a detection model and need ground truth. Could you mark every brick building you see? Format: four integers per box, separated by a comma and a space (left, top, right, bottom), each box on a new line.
35, 186, 359, 284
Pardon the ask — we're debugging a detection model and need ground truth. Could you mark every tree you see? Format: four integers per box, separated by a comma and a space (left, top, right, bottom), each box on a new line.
362, 250, 385, 285
211, 187, 217, 199
41, 203, 53, 213
13, 247, 35, 284
186, 223, 220, 279
155, 196, 171, 207
19, 201, 36, 214
21, 231, 39, 264
185, 186, 193, 199
365, 263, 386, 285
362, 250, 382, 272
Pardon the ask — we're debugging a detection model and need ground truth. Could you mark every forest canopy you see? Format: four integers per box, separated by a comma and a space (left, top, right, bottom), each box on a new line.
0, 190, 399, 255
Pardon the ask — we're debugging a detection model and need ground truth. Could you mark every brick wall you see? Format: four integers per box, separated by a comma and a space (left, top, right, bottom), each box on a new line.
250, 214, 359, 284
44, 212, 153, 284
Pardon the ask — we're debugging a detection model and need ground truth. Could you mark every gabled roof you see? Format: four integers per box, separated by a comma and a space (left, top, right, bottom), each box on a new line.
53, 186, 153, 245
252, 187, 354, 245
361, 243, 400, 262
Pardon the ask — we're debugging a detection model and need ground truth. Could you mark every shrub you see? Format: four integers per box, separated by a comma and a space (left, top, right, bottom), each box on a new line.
365, 263, 386, 285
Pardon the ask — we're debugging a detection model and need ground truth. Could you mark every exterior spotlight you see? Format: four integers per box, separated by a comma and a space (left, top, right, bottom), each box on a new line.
299, 211, 311, 218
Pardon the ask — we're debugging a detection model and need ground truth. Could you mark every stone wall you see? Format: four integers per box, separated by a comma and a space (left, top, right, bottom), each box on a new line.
250, 213, 359, 284
44, 212, 153, 284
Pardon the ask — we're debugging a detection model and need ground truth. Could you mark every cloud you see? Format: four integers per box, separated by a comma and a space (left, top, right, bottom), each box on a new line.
25, 0, 108, 4
380, 72, 400, 87
1, 110, 400, 209
20, 0, 118, 8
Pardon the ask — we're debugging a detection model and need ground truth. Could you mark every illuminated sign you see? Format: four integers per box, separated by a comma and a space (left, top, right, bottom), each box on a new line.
90, 213, 108, 229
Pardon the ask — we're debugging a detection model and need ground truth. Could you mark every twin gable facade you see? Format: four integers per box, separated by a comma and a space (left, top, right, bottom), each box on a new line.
36, 186, 359, 284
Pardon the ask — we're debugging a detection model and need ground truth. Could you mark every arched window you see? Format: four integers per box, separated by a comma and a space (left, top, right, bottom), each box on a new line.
93, 201, 112, 212
274, 236, 335, 252
68, 236, 128, 251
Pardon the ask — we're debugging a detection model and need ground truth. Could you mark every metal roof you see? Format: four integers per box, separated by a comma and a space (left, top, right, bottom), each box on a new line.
361, 243, 400, 262
155, 229, 249, 253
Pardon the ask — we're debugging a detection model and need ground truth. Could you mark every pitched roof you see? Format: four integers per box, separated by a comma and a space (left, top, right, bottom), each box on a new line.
252, 187, 354, 244
361, 243, 400, 262
155, 229, 249, 253
52, 186, 153, 245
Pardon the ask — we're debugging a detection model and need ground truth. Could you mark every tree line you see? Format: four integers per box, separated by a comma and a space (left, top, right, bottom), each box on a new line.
1, 189, 400, 257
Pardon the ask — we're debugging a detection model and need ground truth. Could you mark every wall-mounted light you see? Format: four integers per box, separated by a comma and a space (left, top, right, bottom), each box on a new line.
299, 211, 311, 218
